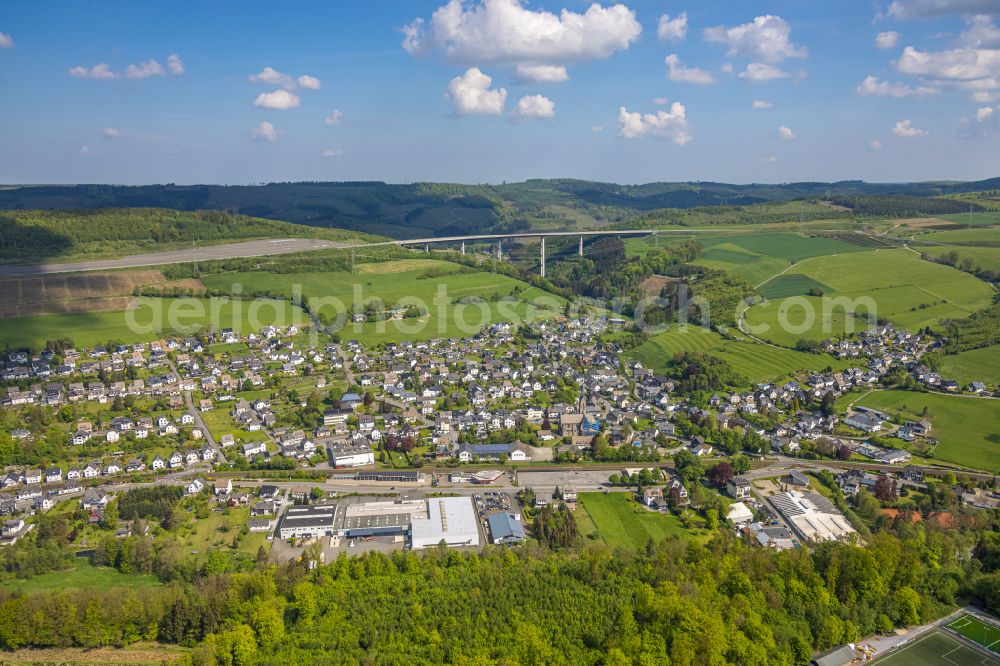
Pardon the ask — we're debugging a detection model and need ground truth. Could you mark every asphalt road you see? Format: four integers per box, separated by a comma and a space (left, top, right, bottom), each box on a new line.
0, 238, 351, 276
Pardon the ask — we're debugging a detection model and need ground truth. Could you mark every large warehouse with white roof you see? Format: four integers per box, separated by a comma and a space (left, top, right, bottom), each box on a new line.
410, 496, 481, 549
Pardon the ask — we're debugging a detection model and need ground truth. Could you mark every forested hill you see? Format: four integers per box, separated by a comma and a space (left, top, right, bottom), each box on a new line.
1, 178, 997, 239
0, 208, 379, 263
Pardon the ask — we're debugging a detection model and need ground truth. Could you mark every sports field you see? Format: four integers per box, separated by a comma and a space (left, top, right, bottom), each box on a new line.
875, 630, 1000, 666
201, 259, 566, 345
0, 297, 306, 351
578, 492, 708, 549
744, 249, 995, 347
626, 324, 851, 384
857, 390, 1000, 472
947, 614, 1000, 654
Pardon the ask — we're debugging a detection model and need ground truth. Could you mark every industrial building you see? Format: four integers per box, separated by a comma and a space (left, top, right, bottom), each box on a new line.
487, 512, 525, 545
327, 442, 375, 468
277, 504, 338, 540
410, 497, 481, 549
770, 491, 856, 543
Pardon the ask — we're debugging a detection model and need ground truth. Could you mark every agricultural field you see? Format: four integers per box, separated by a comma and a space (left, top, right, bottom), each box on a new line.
626, 324, 850, 384
201, 259, 566, 346
0, 269, 172, 318
0, 297, 306, 351
934, 347, 1000, 388
692, 243, 788, 287
0, 559, 161, 593
856, 390, 1000, 472
743, 249, 994, 347
875, 629, 1000, 666
920, 245, 1000, 273
936, 212, 1000, 226
914, 228, 1000, 245
577, 492, 709, 549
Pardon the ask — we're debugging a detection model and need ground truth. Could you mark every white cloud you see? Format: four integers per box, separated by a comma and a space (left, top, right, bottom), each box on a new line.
665, 54, 715, 84
250, 67, 295, 88
79, 145, 93, 155
513, 64, 569, 83
777, 125, 795, 139
68, 63, 119, 80
855, 75, 939, 97
972, 90, 1000, 101
721, 62, 734, 73
298, 74, 322, 90
875, 31, 901, 49
254, 89, 301, 110
658, 12, 688, 42
325, 110, 344, 125
616, 103, 691, 144
0, 32, 13, 48
892, 118, 928, 137
895, 45, 1000, 93
167, 54, 184, 75
591, 124, 604, 132
403, 0, 642, 65
888, 0, 1000, 18
251, 121, 279, 142
738, 62, 790, 81
102, 127, 121, 141
704, 15, 807, 63
977, 105, 995, 120
653, 97, 668, 105
960, 15, 1000, 48
511, 93, 555, 119
124, 59, 165, 79
322, 148, 343, 157
752, 99, 773, 109
868, 139, 883, 151
445, 67, 507, 115
763, 155, 777, 163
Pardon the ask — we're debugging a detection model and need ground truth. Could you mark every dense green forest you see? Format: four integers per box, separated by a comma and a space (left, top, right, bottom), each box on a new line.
829, 195, 981, 217
0, 509, 997, 665
0, 208, 376, 262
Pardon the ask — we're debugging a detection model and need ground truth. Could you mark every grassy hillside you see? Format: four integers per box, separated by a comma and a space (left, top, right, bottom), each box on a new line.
744, 249, 995, 346
935, 346, 1000, 389
0, 208, 377, 263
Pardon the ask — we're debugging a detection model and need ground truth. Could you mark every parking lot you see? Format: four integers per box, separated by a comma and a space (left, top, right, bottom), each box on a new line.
517, 469, 614, 493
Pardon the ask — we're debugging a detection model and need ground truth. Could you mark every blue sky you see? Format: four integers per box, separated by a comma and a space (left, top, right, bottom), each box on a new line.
1, 0, 998, 185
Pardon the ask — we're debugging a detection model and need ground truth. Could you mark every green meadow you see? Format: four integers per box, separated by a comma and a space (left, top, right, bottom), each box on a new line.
578, 492, 709, 549
0, 559, 161, 593
857, 389, 1000, 472
936, 212, 1000, 226
935, 346, 1000, 389
626, 324, 850, 384
0, 297, 306, 350
743, 249, 994, 346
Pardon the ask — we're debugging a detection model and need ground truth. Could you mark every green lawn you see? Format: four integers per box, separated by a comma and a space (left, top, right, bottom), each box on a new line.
857, 390, 1000, 472
0, 297, 307, 350
875, 630, 1000, 666
627, 324, 850, 385
935, 346, 1000, 389
0, 559, 161, 593
202, 259, 566, 345
744, 249, 994, 346
578, 492, 709, 549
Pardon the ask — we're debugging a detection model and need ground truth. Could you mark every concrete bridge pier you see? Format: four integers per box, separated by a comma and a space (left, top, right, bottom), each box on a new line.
540, 237, 546, 278
578, 236, 583, 257
461, 241, 465, 255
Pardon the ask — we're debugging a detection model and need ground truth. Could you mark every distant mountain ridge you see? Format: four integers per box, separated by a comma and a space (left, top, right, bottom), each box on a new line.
1, 178, 997, 239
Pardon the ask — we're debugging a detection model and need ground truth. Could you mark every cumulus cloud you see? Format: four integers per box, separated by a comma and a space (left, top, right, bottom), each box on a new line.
665, 54, 715, 84
298, 75, 322, 90
68, 63, 119, 79
752, 99, 773, 109
79, 145, 93, 155
402, 0, 642, 65
658, 12, 687, 42
251, 121, 279, 142
895, 45, 1000, 93
855, 75, 939, 97
102, 127, 121, 141
960, 15, 1000, 48
322, 148, 343, 157
972, 90, 1000, 102
511, 94, 555, 119
592, 124, 604, 132
704, 15, 807, 63
0, 32, 13, 48
325, 110, 344, 125
738, 62, 790, 81
616, 103, 691, 144
125, 59, 165, 79
887, 0, 1000, 18
763, 155, 777, 163
513, 64, 569, 83
653, 97, 668, 105
892, 118, 928, 137
167, 54, 184, 75
868, 139, 883, 151
721, 62, 734, 73
445, 67, 507, 115
875, 31, 901, 49
777, 125, 795, 139
977, 105, 995, 120
254, 89, 301, 110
